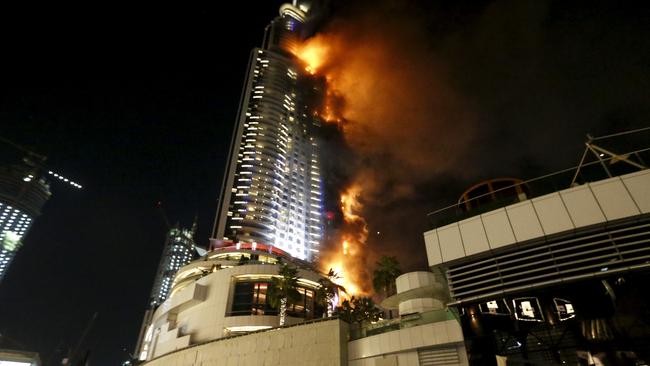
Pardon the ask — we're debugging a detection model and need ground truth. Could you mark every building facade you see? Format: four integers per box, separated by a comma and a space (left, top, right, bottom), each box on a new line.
135, 245, 469, 366
212, 1, 325, 262
424, 168, 650, 364
133, 224, 198, 357
348, 271, 468, 366
136, 243, 330, 362
0, 164, 50, 283
149, 225, 198, 308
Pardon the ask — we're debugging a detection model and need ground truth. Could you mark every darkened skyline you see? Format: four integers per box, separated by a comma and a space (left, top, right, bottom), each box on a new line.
1, 1, 649, 365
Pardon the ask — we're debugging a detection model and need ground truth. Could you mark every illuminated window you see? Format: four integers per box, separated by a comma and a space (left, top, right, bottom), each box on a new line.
287, 287, 323, 319
230, 281, 277, 316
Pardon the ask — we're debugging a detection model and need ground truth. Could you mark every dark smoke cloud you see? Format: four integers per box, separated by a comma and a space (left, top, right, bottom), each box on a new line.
316, 0, 650, 272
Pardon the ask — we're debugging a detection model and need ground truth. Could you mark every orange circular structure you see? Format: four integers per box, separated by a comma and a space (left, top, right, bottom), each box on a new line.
458, 177, 530, 212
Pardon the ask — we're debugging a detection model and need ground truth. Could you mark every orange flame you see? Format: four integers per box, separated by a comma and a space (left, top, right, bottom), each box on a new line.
322, 185, 370, 297
294, 35, 329, 75
294, 36, 371, 296
294, 37, 345, 126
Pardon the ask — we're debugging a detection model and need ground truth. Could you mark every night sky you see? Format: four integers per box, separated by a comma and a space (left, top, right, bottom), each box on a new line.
1, 1, 649, 365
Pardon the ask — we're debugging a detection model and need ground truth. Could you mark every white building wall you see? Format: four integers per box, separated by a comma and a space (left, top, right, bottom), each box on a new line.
147, 263, 323, 360
143, 319, 348, 366
395, 272, 445, 314
347, 320, 467, 366
424, 170, 650, 266
457, 217, 489, 256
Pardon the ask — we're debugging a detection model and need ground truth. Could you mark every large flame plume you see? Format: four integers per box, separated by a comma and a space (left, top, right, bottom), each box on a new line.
295, 36, 375, 296
317, 184, 369, 297
294, 3, 476, 296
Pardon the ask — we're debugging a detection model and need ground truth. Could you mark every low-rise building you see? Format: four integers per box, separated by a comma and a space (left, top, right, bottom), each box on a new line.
137, 243, 329, 362
424, 166, 650, 364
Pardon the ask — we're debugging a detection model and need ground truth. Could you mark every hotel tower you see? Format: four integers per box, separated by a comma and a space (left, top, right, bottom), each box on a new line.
212, 1, 325, 261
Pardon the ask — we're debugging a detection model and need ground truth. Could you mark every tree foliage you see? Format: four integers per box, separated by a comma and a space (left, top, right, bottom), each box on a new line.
372, 255, 402, 297
315, 268, 347, 317
267, 263, 301, 325
336, 296, 383, 325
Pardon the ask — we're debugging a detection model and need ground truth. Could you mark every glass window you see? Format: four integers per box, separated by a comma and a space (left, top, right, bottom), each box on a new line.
287, 288, 323, 319
230, 281, 277, 316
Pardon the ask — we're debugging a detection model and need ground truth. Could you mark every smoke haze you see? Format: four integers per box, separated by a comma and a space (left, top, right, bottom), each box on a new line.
309, 0, 650, 275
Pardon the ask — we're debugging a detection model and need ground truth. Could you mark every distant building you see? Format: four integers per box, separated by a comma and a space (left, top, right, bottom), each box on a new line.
211, 0, 325, 262
133, 222, 200, 359
0, 163, 50, 283
149, 224, 198, 308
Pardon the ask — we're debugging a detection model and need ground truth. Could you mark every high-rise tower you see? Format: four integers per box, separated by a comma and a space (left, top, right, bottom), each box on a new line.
0, 162, 51, 282
133, 223, 198, 358
212, 2, 325, 261
148, 224, 197, 307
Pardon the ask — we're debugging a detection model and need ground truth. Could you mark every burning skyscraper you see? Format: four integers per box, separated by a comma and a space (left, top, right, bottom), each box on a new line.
212, 1, 326, 262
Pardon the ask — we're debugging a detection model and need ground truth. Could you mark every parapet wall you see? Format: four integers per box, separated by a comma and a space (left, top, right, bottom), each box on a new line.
143, 318, 348, 366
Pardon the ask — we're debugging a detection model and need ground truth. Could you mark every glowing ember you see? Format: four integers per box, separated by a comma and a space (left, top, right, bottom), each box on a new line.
321, 184, 370, 297
293, 35, 372, 296
340, 186, 364, 223
290, 6, 475, 300
327, 261, 359, 296
294, 35, 329, 75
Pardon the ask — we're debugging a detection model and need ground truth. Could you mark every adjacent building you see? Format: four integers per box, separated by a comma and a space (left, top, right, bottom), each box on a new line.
149, 224, 198, 308
0, 163, 50, 283
349, 271, 468, 365
211, 0, 325, 262
136, 243, 334, 362
135, 242, 468, 366
134, 223, 199, 357
424, 164, 650, 363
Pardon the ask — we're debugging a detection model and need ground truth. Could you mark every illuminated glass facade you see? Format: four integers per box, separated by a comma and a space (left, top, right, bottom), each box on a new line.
149, 226, 196, 307
213, 2, 324, 261
0, 165, 50, 283
0, 203, 33, 281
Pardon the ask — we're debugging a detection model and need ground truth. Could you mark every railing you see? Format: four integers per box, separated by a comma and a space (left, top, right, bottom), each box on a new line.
426, 145, 650, 230
226, 308, 279, 316
349, 308, 458, 340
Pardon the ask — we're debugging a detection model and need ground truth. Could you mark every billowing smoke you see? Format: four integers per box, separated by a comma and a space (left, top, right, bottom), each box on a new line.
296, 1, 477, 294
298, 0, 650, 294
312, 10, 476, 195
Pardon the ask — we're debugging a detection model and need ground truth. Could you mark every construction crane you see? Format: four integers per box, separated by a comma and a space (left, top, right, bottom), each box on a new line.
0, 135, 84, 190
570, 126, 649, 186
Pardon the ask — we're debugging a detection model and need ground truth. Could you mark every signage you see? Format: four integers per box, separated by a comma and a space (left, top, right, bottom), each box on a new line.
479, 299, 511, 315
554, 298, 576, 321
512, 297, 544, 322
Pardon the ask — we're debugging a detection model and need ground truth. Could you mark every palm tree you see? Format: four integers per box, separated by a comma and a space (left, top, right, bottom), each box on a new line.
315, 268, 347, 317
352, 297, 383, 324
267, 263, 301, 326
372, 255, 402, 298
336, 296, 382, 325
